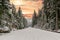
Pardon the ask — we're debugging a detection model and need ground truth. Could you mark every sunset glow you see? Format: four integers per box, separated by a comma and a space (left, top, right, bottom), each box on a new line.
10, 0, 24, 5
10, 0, 43, 18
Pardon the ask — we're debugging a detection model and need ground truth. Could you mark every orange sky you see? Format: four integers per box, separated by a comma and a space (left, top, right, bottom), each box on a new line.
10, 0, 43, 18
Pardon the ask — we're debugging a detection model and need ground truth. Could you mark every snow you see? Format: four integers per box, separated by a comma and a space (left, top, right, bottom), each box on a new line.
3, 26, 10, 31
0, 27, 60, 40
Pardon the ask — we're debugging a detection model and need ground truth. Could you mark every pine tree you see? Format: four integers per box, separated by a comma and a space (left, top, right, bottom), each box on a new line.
11, 4, 18, 30
37, 9, 43, 22
0, 0, 3, 25
38, 9, 42, 17
23, 17, 27, 28
32, 10, 37, 27
12, 4, 16, 15
18, 7, 22, 17
43, 0, 60, 31
17, 7, 24, 29
33, 0, 60, 32
55, 0, 60, 31
0, 0, 12, 32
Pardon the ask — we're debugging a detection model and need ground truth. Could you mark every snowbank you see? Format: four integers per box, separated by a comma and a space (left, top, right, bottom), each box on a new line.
0, 27, 60, 40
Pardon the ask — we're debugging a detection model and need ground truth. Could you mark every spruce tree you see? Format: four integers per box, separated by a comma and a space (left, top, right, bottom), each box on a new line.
32, 10, 37, 27
23, 17, 27, 28
43, 0, 60, 31
0, 0, 2, 25
18, 7, 22, 17
38, 9, 42, 17
17, 7, 24, 29
12, 4, 16, 15
17, 7, 27, 29
11, 4, 18, 30
0, 0, 12, 30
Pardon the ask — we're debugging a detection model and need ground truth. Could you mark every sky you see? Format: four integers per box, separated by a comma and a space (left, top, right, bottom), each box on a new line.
10, 0, 43, 18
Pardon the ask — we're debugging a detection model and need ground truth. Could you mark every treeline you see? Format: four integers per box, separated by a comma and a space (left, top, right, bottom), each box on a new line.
32, 0, 60, 32
0, 0, 27, 32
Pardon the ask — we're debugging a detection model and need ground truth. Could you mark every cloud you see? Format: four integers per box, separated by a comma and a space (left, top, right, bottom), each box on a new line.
10, 0, 43, 18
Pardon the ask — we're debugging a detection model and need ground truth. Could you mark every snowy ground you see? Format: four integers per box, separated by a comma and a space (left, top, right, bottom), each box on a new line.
0, 27, 60, 40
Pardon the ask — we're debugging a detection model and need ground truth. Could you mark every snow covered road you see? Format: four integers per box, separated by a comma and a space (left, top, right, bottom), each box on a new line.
0, 27, 60, 40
